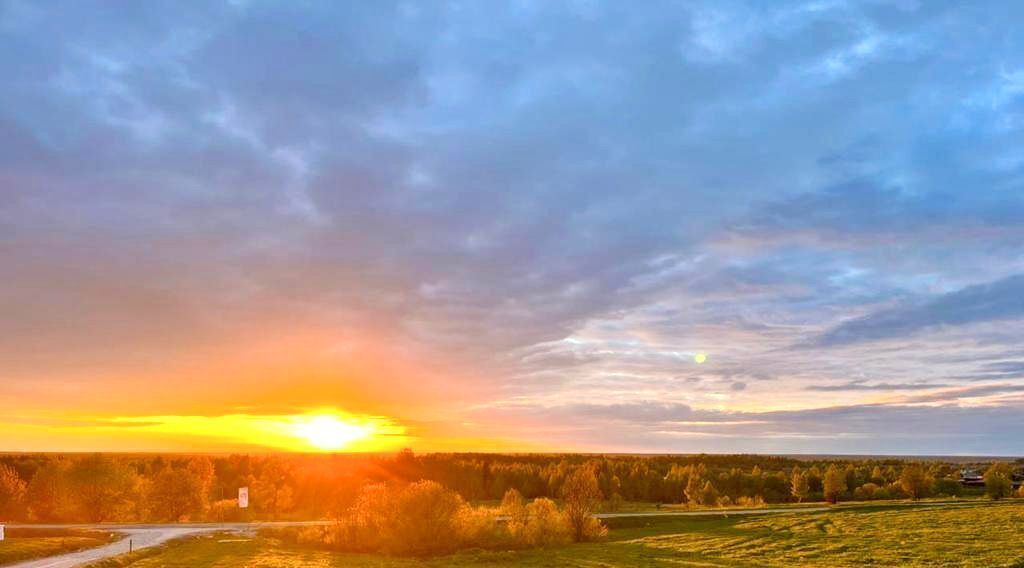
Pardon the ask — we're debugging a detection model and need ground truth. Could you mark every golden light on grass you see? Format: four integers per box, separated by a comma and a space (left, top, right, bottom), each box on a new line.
694, 352, 707, 364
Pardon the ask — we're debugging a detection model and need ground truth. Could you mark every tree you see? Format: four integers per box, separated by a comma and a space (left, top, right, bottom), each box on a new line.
252, 457, 294, 519
823, 465, 847, 504
984, 463, 1014, 500
899, 464, 932, 500
26, 461, 71, 521
684, 472, 704, 505
147, 467, 206, 521
0, 464, 26, 520
66, 455, 138, 522
187, 457, 215, 511
699, 480, 719, 507
790, 467, 809, 503
561, 468, 604, 542
501, 488, 527, 537
870, 466, 885, 485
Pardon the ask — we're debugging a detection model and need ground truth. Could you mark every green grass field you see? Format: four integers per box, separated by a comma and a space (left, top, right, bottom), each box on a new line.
0, 528, 118, 566
87, 500, 1024, 567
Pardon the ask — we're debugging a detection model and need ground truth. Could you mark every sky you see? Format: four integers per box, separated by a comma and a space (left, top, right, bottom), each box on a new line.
3, 0, 1024, 455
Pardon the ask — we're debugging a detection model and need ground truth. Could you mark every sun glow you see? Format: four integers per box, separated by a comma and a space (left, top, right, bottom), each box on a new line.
291, 414, 375, 451
12, 410, 415, 453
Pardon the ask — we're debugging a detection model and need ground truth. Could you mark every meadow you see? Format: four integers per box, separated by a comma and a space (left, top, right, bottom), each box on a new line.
81, 500, 1024, 568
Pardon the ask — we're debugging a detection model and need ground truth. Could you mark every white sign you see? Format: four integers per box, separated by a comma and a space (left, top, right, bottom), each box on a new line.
0, 524, 5, 541
238, 487, 249, 509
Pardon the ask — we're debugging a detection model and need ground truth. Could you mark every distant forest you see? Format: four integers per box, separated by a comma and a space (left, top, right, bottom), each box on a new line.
0, 452, 1020, 523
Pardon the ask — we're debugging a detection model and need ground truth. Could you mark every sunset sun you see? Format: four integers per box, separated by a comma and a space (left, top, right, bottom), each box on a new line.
292, 415, 375, 451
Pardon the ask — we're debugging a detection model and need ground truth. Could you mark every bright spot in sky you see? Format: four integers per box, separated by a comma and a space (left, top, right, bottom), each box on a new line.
694, 352, 707, 364
292, 414, 375, 451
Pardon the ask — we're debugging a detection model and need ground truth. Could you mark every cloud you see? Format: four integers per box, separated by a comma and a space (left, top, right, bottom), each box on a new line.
3, 1, 1024, 451
805, 381, 952, 392
482, 399, 1024, 454
814, 274, 1024, 347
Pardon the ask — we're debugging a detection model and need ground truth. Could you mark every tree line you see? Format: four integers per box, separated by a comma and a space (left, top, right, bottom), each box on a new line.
0, 452, 1021, 523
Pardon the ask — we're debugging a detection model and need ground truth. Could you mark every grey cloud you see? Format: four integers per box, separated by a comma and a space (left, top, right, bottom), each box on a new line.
815, 274, 1024, 347
805, 381, 951, 392
486, 399, 1024, 454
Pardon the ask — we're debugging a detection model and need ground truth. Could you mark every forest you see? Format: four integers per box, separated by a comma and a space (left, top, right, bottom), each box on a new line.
0, 451, 1019, 525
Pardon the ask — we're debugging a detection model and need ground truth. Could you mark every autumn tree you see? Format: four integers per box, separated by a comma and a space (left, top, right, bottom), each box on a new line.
0, 464, 26, 520
699, 480, 719, 507
684, 472, 704, 505
252, 457, 295, 519
66, 455, 138, 522
984, 462, 1014, 500
147, 466, 207, 521
899, 464, 932, 500
790, 467, 809, 503
26, 461, 71, 521
501, 488, 527, 538
823, 465, 847, 504
561, 468, 605, 542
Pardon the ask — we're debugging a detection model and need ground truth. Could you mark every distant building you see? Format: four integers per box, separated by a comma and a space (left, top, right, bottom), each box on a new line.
960, 468, 1024, 489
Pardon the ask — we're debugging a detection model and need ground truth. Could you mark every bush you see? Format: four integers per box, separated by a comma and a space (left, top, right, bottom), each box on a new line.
933, 477, 962, 497
521, 498, 570, 546
502, 488, 528, 541
207, 499, 245, 522
854, 483, 879, 500
387, 480, 466, 555
736, 495, 765, 507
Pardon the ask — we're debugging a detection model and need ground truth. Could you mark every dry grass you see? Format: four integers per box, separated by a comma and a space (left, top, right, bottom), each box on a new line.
0, 528, 118, 565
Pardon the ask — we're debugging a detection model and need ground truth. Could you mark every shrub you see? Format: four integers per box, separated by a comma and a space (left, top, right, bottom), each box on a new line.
522, 498, 570, 546
502, 488, 528, 541
854, 483, 879, 500
207, 499, 244, 522
386, 480, 466, 555
932, 477, 962, 497
736, 495, 765, 507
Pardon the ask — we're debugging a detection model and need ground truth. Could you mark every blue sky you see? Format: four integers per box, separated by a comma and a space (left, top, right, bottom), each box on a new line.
3, 1, 1024, 454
